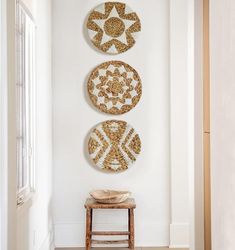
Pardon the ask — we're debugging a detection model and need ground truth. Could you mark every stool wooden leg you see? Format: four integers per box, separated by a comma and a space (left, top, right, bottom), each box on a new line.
90, 209, 93, 232
86, 208, 92, 250
128, 208, 135, 250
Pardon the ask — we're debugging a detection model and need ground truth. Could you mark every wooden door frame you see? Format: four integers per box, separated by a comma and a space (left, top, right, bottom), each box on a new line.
203, 0, 211, 250
189, 0, 211, 249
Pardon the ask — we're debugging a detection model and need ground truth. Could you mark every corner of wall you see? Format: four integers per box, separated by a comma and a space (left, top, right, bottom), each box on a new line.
169, 223, 190, 248
169, 0, 190, 248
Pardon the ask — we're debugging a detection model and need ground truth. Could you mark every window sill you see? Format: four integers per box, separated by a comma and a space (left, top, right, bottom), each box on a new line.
17, 192, 37, 214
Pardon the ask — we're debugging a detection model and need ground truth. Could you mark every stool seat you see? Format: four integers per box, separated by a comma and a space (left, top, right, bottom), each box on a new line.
85, 198, 136, 209
84, 197, 136, 250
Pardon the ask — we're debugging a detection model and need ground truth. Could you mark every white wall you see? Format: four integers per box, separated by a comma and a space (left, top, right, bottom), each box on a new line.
6, 0, 17, 249
0, 0, 7, 248
210, 1, 235, 250
53, 0, 171, 247
1, 0, 17, 250
16, 0, 53, 250
169, 0, 190, 247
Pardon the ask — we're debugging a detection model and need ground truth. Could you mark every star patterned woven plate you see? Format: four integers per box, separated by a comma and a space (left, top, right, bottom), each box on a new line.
87, 61, 142, 115
87, 2, 141, 54
88, 120, 141, 172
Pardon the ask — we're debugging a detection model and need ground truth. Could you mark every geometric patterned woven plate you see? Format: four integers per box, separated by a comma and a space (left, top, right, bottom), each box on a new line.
88, 120, 141, 172
87, 61, 142, 115
87, 2, 141, 54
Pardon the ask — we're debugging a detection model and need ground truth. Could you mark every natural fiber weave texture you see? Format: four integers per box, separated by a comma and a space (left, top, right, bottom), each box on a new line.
87, 2, 141, 54
88, 120, 141, 172
87, 61, 142, 115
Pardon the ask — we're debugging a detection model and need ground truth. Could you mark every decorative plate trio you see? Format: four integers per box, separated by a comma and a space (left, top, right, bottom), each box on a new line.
86, 2, 142, 172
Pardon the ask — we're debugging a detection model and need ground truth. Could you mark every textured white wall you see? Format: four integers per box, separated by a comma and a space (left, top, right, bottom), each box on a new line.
53, 0, 171, 247
210, 1, 235, 250
16, 0, 53, 250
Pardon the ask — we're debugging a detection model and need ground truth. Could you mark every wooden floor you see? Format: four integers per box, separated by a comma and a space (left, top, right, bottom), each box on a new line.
56, 248, 189, 250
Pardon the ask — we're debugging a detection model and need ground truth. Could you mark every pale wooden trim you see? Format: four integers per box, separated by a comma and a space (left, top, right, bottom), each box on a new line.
204, 133, 211, 250
203, 0, 211, 249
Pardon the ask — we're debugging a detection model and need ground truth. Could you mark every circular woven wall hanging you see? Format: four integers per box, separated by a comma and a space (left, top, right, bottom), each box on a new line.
87, 2, 141, 54
87, 61, 142, 115
88, 120, 141, 172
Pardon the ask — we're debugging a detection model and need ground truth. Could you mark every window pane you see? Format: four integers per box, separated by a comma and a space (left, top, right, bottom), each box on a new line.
16, 4, 36, 196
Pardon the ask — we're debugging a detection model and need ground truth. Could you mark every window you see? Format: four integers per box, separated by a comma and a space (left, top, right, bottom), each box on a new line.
16, 3, 36, 205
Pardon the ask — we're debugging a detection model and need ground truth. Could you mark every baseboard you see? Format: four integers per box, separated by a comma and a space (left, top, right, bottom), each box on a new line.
169, 223, 189, 248
54, 222, 169, 248
39, 230, 55, 250
169, 245, 189, 248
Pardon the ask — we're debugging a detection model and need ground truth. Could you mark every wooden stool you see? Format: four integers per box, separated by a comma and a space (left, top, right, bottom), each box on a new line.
84, 198, 136, 250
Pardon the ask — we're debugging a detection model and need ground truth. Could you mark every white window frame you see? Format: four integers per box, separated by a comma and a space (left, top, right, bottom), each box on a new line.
16, 1, 36, 205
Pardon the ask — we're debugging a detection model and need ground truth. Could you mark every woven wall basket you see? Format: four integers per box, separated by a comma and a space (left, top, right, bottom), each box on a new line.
87, 2, 141, 54
88, 120, 141, 172
87, 61, 142, 115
